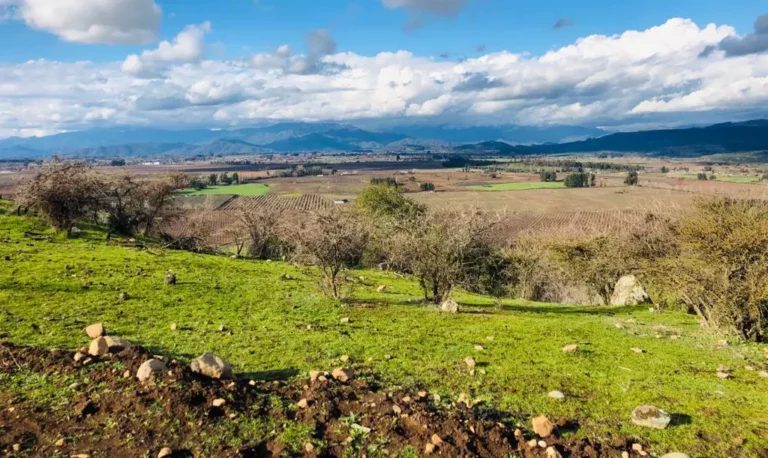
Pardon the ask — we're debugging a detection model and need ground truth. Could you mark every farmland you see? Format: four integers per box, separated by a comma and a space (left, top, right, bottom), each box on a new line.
178, 183, 271, 196
464, 181, 565, 191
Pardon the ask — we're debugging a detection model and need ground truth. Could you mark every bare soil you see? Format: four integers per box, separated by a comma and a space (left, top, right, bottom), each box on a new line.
0, 342, 643, 457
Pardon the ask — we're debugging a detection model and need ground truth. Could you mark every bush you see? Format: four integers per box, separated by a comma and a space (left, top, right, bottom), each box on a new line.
419, 182, 435, 192
697, 173, 708, 180
539, 171, 557, 182
563, 173, 592, 188
624, 171, 639, 186
354, 184, 425, 221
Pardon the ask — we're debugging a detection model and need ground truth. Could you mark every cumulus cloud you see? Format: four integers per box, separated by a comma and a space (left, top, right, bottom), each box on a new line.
122, 22, 211, 78
1, 0, 161, 44
2, 17, 768, 137
382, 0, 469, 17
706, 13, 768, 57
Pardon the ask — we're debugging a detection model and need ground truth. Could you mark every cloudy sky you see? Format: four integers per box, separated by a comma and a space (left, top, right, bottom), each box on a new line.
0, 0, 766, 138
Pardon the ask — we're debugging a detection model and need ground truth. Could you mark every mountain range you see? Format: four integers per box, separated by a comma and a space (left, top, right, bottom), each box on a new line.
0, 120, 767, 159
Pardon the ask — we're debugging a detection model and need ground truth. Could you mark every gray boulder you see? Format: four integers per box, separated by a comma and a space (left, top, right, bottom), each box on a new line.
631, 405, 671, 429
611, 275, 651, 306
136, 359, 167, 382
439, 299, 459, 313
190, 352, 233, 379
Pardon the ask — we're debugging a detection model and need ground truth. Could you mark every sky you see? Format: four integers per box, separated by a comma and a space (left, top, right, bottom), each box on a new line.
0, 0, 767, 138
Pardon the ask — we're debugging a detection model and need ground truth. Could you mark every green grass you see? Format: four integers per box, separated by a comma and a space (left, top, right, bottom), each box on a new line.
177, 183, 270, 196
681, 174, 761, 184
466, 181, 565, 191
1, 204, 767, 456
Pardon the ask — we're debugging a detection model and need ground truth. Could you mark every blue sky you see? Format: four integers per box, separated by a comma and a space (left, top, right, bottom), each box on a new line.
0, 1, 766, 137
0, 0, 763, 62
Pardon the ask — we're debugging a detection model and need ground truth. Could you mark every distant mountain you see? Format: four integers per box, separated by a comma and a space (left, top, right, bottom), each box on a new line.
388, 124, 606, 145
516, 120, 768, 156
263, 134, 360, 152
172, 139, 267, 156
456, 141, 516, 154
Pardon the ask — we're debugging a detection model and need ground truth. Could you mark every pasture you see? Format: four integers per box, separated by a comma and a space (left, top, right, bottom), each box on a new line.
1, 205, 767, 457
178, 183, 271, 196
464, 181, 565, 191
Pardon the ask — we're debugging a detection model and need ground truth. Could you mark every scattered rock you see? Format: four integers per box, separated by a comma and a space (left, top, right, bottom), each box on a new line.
532, 415, 555, 438
610, 275, 651, 306
717, 339, 729, 347
104, 336, 130, 351
631, 348, 645, 354
340, 355, 350, 363
158, 447, 173, 458
119, 292, 130, 301
212, 399, 226, 407
218, 325, 226, 332
527, 439, 538, 448
631, 405, 671, 429
632, 443, 644, 452
331, 367, 353, 382
165, 271, 177, 285
136, 359, 167, 382
424, 443, 436, 454
85, 323, 105, 339
170, 323, 177, 331
439, 299, 459, 313
463, 357, 476, 368
377, 285, 387, 293
392, 405, 402, 415
297, 399, 309, 409
55, 438, 65, 447
431, 434, 443, 446
546, 446, 562, 458
309, 370, 322, 382
548, 390, 565, 401
759, 371, 768, 378
538, 440, 547, 448
304, 443, 314, 453
622, 452, 630, 458
474, 344, 484, 351
190, 353, 233, 379
340, 317, 351, 324
562, 344, 579, 353
73, 352, 86, 362
88, 337, 109, 356
717, 371, 732, 379
350, 424, 371, 434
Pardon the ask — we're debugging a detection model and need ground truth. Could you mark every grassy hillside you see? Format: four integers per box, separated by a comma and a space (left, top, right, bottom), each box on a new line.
1, 202, 767, 456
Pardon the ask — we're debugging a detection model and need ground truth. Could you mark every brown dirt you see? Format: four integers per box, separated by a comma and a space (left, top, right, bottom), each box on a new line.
0, 342, 642, 457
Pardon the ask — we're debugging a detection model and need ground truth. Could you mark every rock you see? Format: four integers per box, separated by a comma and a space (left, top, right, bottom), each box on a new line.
717, 339, 729, 347
55, 438, 65, 447
660, 454, 690, 458
332, 367, 353, 382
562, 344, 579, 353
759, 371, 768, 378
631, 347, 645, 354
548, 390, 565, 401
431, 434, 443, 446
392, 405, 402, 415
632, 443, 643, 452
297, 399, 309, 409
85, 323, 105, 339
104, 336, 130, 351
165, 271, 177, 285
377, 285, 387, 293
474, 345, 484, 351
190, 353, 233, 379
88, 337, 109, 356
424, 443, 436, 454
463, 357, 476, 368
546, 446, 562, 458
212, 398, 226, 407
340, 355, 350, 363
622, 452, 630, 458
309, 370, 322, 382
73, 352, 86, 362
716, 371, 732, 379
158, 447, 173, 458
340, 317, 351, 324
137, 359, 167, 382
631, 405, 671, 429
119, 292, 130, 301
532, 416, 555, 437
12, 444, 20, 452
526, 439, 538, 448
170, 323, 177, 331
610, 275, 651, 306
304, 443, 314, 453
439, 299, 459, 313
538, 440, 547, 448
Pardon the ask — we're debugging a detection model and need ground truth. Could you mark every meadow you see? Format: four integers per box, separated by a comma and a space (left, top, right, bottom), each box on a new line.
177, 183, 271, 196
464, 182, 565, 191
1, 203, 767, 457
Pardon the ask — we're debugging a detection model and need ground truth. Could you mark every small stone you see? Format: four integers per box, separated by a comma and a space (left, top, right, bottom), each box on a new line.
212, 398, 226, 407
514, 429, 523, 440
165, 272, 177, 285
392, 405, 402, 415
632, 443, 643, 452
137, 359, 167, 382
88, 337, 109, 356
332, 367, 353, 382
158, 447, 173, 458
631, 405, 671, 429
73, 352, 86, 362
340, 355, 350, 363
103, 336, 130, 351
297, 399, 309, 409
190, 352, 233, 379
84, 323, 104, 339
562, 344, 579, 353
717, 339, 728, 347
318, 375, 328, 382
340, 317, 350, 323
538, 440, 547, 448
463, 357, 476, 368
55, 438, 65, 447
424, 443, 436, 454
71, 455, 90, 458
486, 336, 495, 341
249, 380, 256, 386
527, 439, 538, 448
622, 452, 630, 458
631, 348, 645, 354
431, 434, 443, 446
351, 424, 371, 434
304, 443, 314, 453
402, 396, 412, 404
548, 390, 565, 401
474, 345, 484, 351
759, 371, 768, 378
546, 446, 562, 458
377, 285, 387, 292
309, 370, 322, 382
123, 370, 130, 378
532, 416, 555, 438
119, 292, 130, 301
170, 323, 177, 331
439, 298, 459, 313
218, 325, 226, 332
12, 444, 20, 452
716, 371, 732, 379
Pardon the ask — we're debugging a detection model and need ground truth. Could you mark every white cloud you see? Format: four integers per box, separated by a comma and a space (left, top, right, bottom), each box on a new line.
3, 0, 161, 44
122, 22, 211, 78
2, 17, 768, 137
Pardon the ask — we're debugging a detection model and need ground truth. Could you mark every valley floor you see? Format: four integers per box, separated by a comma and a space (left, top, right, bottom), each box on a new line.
0, 204, 767, 456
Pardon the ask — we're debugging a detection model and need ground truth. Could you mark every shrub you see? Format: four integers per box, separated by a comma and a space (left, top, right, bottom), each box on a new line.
354, 184, 425, 221
539, 171, 557, 182
563, 173, 592, 188
419, 182, 435, 192
370, 177, 399, 187
624, 171, 639, 186
697, 173, 708, 180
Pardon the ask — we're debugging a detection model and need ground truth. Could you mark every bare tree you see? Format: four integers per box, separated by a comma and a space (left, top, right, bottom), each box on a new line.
17, 163, 101, 236
290, 208, 369, 299
231, 206, 286, 259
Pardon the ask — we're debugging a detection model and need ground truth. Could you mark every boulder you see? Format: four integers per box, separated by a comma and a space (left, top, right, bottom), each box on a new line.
463, 357, 476, 368
84, 323, 105, 339
610, 275, 651, 306
137, 359, 167, 382
631, 405, 671, 429
88, 337, 109, 356
546, 447, 562, 458
158, 448, 173, 458
548, 390, 565, 401
165, 272, 177, 286
439, 299, 459, 313
562, 344, 579, 353
377, 285, 387, 293
331, 367, 353, 382
104, 336, 130, 351
190, 352, 233, 379
532, 416, 555, 437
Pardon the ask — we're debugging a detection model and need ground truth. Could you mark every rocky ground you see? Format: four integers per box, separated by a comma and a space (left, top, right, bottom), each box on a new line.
0, 339, 655, 458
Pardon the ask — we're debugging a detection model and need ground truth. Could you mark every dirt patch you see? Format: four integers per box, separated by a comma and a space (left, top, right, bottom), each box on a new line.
0, 342, 641, 457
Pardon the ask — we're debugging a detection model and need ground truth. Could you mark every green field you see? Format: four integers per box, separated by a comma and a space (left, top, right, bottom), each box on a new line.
682, 174, 761, 184
178, 183, 270, 196
466, 181, 566, 191
1, 205, 767, 456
